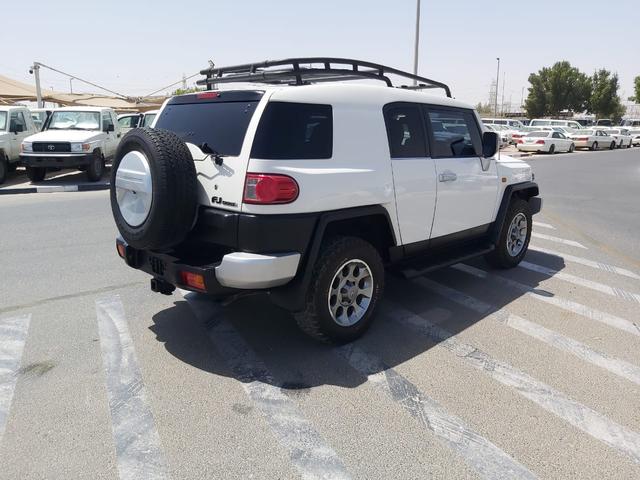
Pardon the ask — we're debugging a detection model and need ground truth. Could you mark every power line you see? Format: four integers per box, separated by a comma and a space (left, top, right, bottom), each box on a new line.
143, 72, 200, 98
34, 61, 131, 99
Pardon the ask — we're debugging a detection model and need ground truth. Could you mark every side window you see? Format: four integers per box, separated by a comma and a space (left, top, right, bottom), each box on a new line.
251, 102, 332, 159
9, 111, 26, 132
383, 104, 427, 158
102, 112, 114, 131
118, 116, 137, 128
552, 132, 560, 139
425, 107, 481, 158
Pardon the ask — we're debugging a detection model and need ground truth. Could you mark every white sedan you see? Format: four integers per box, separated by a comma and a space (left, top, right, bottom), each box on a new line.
516, 131, 575, 154
567, 129, 617, 150
606, 128, 633, 148
629, 129, 640, 146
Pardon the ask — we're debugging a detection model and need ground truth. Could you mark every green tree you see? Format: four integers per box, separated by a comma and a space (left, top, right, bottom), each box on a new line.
171, 87, 201, 96
589, 69, 626, 121
475, 102, 493, 116
524, 61, 591, 117
634, 76, 640, 102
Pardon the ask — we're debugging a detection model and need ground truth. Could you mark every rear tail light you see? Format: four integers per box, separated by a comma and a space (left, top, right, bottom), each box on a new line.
517, 139, 523, 144
180, 271, 206, 291
535, 140, 545, 145
116, 243, 126, 258
243, 173, 299, 204
197, 91, 221, 99
576, 137, 588, 141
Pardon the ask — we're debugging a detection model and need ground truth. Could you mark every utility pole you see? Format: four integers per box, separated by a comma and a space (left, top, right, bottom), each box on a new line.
413, 0, 421, 86
182, 73, 187, 90
69, 77, 74, 94
494, 57, 500, 116
501, 73, 506, 116
30, 62, 43, 108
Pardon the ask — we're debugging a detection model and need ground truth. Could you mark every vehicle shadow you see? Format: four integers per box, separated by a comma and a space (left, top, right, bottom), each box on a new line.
149, 251, 566, 391
0, 166, 111, 189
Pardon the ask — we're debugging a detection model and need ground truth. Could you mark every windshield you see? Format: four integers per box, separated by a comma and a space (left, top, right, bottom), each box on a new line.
0, 111, 6, 130
530, 120, 551, 126
156, 101, 259, 156
142, 113, 157, 127
527, 131, 549, 137
47, 111, 100, 130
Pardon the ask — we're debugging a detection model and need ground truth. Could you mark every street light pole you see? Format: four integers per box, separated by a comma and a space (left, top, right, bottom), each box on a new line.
70, 77, 74, 94
30, 62, 43, 108
494, 57, 500, 116
413, 0, 421, 86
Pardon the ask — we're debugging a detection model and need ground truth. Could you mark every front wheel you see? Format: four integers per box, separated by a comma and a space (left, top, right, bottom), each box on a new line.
26, 166, 46, 182
568, 143, 575, 153
294, 236, 384, 344
485, 198, 532, 269
0, 156, 7, 185
86, 153, 105, 182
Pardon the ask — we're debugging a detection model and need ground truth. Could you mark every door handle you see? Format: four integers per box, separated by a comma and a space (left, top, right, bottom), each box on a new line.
438, 172, 457, 182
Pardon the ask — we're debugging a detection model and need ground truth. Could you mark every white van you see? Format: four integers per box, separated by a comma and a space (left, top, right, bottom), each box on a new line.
482, 118, 525, 129
529, 119, 582, 130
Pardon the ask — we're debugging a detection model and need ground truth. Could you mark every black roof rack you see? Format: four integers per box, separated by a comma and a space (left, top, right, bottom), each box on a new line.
197, 57, 452, 98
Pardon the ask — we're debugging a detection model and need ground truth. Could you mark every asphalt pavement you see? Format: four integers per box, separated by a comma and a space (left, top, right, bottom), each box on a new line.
0, 148, 639, 479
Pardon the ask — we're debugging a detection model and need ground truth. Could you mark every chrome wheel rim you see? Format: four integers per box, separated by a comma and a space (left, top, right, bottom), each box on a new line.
115, 150, 153, 227
327, 259, 374, 327
507, 213, 528, 257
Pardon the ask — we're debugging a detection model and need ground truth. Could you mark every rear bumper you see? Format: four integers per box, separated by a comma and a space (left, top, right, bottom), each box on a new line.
116, 237, 300, 294
20, 153, 93, 168
516, 144, 546, 152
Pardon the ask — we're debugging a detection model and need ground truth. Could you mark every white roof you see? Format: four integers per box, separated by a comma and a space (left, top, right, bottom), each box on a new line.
50, 106, 113, 113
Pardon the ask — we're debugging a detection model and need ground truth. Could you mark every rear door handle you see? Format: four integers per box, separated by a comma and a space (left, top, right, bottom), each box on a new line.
438, 172, 457, 182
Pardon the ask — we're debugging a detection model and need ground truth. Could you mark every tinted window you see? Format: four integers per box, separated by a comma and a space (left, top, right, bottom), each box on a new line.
383, 104, 427, 158
157, 101, 258, 156
142, 113, 156, 127
251, 102, 332, 159
426, 108, 481, 158
9, 111, 26, 131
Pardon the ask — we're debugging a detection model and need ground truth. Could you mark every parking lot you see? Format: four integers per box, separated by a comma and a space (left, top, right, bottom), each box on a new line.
1, 147, 638, 479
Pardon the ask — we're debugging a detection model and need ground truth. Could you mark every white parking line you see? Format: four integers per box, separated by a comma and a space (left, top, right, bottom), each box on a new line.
96, 296, 169, 480
415, 278, 640, 386
181, 291, 351, 480
0, 314, 30, 443
520, 261, 640, 304
531, 233, 588, 249
453, 264, 640, 338
529, 245, 640, 281
533, 221, 556, 230
337, 342, 537, 480
384, 302, 640, 465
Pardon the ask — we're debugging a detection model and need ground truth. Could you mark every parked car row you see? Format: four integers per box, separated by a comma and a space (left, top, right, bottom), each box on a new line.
482, 117, 640, 155
0, 105, 159, 185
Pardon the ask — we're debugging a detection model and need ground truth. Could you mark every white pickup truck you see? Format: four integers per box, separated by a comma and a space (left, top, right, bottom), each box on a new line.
0, 106, 39, 184
20, 106, 122, 182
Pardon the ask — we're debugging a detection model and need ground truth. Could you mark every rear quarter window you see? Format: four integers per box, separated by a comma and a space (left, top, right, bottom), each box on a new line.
251, 102, 332, 159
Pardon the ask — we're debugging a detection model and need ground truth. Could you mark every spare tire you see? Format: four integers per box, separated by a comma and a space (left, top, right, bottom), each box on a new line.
110, 128, 198, 251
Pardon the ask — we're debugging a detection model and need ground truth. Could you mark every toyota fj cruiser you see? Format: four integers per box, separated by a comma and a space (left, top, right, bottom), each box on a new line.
111, 58, 541, 343
21, 106, 122, 182
0, 106, 39, 184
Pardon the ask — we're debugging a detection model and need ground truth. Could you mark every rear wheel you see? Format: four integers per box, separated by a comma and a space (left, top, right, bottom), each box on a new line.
568, 143, 575, 153
591, 141, 598, 151
86, 152, 105, 182
294, 236, 384, 344
26, 166, 46, 182
548, 144, 555, 154
610, 141, 616, 150
485, 198, 532, 269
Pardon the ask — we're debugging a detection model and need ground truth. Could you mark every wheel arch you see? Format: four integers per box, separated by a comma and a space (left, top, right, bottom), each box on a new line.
489, 181, 540, 244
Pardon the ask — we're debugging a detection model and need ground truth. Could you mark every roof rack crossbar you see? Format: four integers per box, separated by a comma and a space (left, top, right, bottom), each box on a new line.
197, 57, 451, 97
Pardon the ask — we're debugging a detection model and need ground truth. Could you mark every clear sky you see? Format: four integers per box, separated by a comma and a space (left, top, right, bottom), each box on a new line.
2, 0, 638, 106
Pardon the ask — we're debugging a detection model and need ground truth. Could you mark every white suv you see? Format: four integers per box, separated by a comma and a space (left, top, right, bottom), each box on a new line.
110, 58, 541, 343
0, 106, 39, 184
21, 106, 122, 182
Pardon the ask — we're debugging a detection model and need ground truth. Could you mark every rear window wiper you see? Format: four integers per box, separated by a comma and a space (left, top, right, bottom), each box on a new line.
199, 142, 225, 166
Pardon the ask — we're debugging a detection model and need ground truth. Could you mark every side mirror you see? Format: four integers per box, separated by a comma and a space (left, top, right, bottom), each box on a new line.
482, 131, 498, 158
10, 122, 24, 134
105, 124, 115, 133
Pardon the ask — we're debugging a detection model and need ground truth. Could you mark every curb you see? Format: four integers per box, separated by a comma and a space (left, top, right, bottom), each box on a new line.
0, 182, 110, 195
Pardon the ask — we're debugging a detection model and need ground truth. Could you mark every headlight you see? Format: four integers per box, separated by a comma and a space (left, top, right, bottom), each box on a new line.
21, 142, 32, 153
71, 142, 92, 152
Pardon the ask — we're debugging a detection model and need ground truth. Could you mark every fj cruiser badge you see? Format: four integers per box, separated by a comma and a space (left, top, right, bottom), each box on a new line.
212, 196, 238, 207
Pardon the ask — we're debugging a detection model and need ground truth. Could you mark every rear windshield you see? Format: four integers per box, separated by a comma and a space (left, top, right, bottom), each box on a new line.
527, 131, 549, 137
251, 102, 333, 159
155, 101, 258, 156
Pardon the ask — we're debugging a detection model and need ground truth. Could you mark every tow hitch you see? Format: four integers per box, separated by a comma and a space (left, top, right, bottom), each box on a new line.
150, 278, 176, 295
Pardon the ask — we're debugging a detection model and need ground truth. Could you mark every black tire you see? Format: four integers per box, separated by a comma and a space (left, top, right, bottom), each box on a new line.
294, 236, 384, 344
569, 143, 575, 153
485, 198, 532, 269
110, 128, 198, 251
86, 152, 104, 182
548, 144, 555, 154
610, 142, 616, 150
591, 142, 598, 151
26, 166, 46, 182
0, 156, 7, 185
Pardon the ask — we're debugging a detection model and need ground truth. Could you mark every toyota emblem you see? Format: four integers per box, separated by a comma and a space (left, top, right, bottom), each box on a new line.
47, 145, 55, 151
